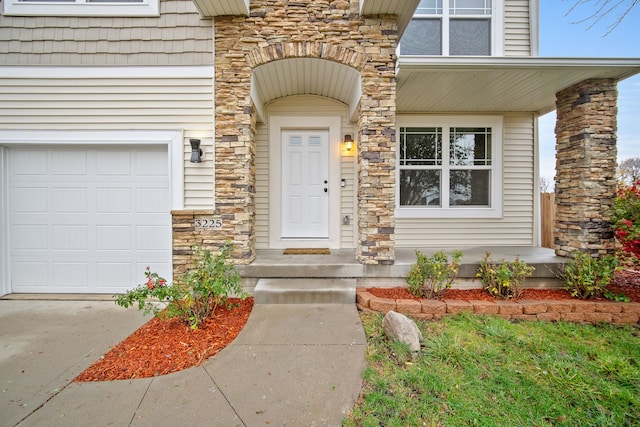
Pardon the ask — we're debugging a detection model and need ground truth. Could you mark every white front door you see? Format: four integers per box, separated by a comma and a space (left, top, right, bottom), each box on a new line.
281, 130, 329, 238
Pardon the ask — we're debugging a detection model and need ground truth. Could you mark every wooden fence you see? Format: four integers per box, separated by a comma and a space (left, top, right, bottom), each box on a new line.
541, 193, 555, 248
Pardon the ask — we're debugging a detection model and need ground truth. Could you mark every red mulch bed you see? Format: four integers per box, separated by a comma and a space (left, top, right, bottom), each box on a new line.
74, 297, 253, 382
367, 270, 640, 303
74, 271, 640, 383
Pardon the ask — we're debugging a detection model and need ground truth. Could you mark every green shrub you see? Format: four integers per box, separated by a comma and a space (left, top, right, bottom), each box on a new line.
612, 181, 640, 260
406, 250, 462, 298
476, 252, 535, 299
115, 243, 246, 329
560, 251, 617, 299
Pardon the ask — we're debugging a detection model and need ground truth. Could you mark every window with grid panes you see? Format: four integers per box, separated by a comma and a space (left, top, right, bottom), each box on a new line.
397, 116, 503, 218
401, 0, 496, 56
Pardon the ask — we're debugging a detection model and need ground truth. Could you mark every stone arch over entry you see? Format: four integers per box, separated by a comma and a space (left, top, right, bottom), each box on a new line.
245, 41, 368, 72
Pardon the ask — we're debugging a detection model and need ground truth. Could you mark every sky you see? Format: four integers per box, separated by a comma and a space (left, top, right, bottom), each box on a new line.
538, 0, 640, 185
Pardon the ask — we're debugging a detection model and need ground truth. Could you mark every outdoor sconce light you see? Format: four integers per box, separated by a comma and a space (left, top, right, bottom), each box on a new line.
343, 134, 353, 152
190, 138, 203, 163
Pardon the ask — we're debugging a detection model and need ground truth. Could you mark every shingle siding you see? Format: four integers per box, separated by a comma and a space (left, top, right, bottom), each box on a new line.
0, 0, 213, 65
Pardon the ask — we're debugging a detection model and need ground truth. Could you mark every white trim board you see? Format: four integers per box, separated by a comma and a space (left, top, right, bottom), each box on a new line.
0, 66, 214, 79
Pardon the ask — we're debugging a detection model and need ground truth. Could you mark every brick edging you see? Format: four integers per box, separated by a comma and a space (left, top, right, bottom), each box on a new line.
356, 288, 640, 325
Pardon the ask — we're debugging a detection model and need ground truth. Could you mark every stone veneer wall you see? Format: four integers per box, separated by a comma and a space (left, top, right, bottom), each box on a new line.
210, 0, 397, 265
171, 210, 233, 276
554, 79, 618, 257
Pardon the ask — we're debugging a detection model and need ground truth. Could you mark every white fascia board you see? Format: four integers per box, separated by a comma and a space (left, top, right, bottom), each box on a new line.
0, 66, 214, 79
3, 0, 159, 17
397, 56, 640, 78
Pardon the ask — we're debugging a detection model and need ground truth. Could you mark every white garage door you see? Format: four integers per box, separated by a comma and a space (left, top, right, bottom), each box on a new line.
8, 145, 172, 294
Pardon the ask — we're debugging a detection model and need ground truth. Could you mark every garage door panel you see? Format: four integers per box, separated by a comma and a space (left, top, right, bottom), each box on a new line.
52, 151, 87, 175
96, 225, 132, 250
8, 144, 171, 293
12, 225, 48, 249
11, 150, 47, 175
137, 150, 167, 176
53, 263, 88, 287
12, 262, 49, 288
52, 225, 88, 250
52, 188, 88, 213
11, 188, 48, 212
97, 151, 131, 175
136, 225, 169, 249
96, 188, 132, 213
96, 263, 133, 287
136, 188, 169, 212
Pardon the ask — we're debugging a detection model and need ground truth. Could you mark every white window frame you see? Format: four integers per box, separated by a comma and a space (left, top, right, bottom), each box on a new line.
396, 115, 503, 219
3, 0, 159, 17
402, 0, 504, 56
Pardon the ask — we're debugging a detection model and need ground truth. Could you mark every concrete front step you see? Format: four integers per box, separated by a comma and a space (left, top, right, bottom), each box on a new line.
254, 278, 357, 304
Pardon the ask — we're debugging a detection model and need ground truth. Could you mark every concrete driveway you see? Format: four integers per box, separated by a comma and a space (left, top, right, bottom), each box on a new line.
0, 299, 148, 427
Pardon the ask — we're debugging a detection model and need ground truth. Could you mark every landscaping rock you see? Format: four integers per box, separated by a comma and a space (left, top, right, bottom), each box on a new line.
382, 311, 423, 353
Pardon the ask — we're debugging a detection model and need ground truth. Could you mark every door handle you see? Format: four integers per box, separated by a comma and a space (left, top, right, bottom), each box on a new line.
324, 188, 328, 193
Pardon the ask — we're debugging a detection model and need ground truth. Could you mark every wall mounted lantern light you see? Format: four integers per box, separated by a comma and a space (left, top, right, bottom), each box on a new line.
343, 134, 353, 152
190, 138, 203, 163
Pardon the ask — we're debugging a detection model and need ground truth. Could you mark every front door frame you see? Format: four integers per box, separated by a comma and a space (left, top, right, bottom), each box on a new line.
269, 116, 341, 249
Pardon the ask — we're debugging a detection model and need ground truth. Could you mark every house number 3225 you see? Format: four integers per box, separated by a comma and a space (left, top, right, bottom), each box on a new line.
194, 219, 222, 229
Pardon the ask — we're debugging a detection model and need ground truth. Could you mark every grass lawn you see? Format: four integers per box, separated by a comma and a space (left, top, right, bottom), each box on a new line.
344, 312, 640, 427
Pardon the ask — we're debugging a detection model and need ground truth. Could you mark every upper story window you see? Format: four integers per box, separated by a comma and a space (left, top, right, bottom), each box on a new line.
3, 0, 159, 16
400, 0, 503, 56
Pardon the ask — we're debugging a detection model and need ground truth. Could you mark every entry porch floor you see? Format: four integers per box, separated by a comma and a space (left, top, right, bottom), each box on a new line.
237, 247, 566, 292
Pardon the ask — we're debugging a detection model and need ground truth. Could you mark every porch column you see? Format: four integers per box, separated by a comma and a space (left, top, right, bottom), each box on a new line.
213, 25, 257, 264
554, 78, 618, 256
357, 58, 397, 265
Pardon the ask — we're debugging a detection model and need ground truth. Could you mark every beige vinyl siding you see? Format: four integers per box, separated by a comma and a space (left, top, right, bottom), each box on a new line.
0, 0, 213, 66
504, 0, 532, 56
0, 67, 215, 209
255, 122, 270, 247
395, 113, 536, 247
256, 95, 356, 249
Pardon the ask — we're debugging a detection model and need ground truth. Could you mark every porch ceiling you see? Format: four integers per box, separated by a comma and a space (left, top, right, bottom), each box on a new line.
251, 58, 361, 122
397, 57, 640, 115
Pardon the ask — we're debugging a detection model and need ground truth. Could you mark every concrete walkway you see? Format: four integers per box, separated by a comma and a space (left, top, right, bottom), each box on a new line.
1, 300, 366, 427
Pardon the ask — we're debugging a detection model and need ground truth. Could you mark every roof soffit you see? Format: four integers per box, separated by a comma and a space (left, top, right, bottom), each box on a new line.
191, 0, 249, 17
396, 57, 640, 114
